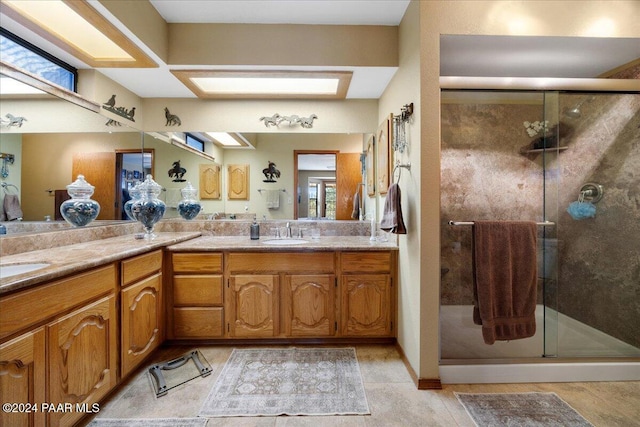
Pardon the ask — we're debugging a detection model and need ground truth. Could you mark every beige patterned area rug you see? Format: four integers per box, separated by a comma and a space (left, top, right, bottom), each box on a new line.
199, 347, 370, 417
455, 392, 594, 427
87, 418, 206, 426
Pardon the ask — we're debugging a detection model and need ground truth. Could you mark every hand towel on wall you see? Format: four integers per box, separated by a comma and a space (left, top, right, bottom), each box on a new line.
3, 194, 23, 221
165, 188, 182, 208
472, 221, 537, 345
380, 183, 406, 234
266, 189, 280, 209
351, 186, 361, 219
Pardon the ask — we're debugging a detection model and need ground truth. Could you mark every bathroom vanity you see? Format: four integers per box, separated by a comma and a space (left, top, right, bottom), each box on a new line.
0, 225, 397, 426
166, 236, 397, 341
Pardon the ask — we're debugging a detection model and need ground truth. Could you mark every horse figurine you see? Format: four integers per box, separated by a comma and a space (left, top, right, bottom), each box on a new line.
282, 115, 301, 126
262, 161, 280, 182
165, 107, 181, 126
3, 113, 27, 128
259, 113, 282, 127
299, 114, 318, 128
168, 160, 186, 182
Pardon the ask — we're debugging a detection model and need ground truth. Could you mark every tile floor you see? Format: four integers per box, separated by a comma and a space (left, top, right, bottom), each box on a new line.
82, 344, 640, 427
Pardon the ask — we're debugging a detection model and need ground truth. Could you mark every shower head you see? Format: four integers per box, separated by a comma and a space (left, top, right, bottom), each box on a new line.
565, 106, 582, 118
563, 96, 595, 119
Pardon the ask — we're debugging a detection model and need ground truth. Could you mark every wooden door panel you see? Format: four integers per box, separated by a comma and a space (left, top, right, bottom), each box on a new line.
0, 329, 46, 427
341, 274, 391, 336
228, 275, 278, 337
47, 295, 117, 426
72, 152, 117, 219
200, 163, 221, 199
336, 153, 362, 220
121, 273, 162, 376
227, 164, 249, 200
283, 274, 335, 337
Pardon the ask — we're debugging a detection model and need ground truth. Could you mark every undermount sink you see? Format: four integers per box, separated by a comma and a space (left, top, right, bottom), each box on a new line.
0, 263, 50, 279
261, 239, 309, 245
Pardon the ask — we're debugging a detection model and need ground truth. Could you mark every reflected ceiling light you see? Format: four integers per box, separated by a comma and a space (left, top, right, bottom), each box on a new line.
171, 70, 352, 99
0, 0, 156, 68
0, 75, 45, 95
206, 132, 252, 148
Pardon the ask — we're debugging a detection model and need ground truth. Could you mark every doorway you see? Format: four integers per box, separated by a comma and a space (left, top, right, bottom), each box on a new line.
294, 150, 362, 220
116, 149, 153, 219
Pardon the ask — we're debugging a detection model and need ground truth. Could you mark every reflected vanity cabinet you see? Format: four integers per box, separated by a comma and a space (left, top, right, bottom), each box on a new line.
120, 250, 164, 377
0, 264, 118, 427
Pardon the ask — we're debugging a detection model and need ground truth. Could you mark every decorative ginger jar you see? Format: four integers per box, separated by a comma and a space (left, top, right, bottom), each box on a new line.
131, 175, 166, 238
123, 182, 142, 221
60, 175, 100, 227
177, 182, 202, 220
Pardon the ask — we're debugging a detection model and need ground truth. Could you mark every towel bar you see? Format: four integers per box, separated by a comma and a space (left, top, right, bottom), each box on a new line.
448, 220, 555, 226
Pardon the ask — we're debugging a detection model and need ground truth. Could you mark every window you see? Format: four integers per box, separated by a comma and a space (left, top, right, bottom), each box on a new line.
308, 183, 318, 218
185, 133, 205, 152
0, 28, 77, 92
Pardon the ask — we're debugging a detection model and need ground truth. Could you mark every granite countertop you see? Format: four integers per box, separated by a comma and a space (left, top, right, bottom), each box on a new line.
0, 232, 201, 295
167, 235, 399, 252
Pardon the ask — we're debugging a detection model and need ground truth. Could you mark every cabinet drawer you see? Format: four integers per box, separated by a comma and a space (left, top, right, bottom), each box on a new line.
173, 308, 223, 338
341, 251, 392, 273
228, 252, 334, 273
0, 264, 116, 340
122, 250, 162, 286
172, 253, 223, 273
173, 275, 223, 306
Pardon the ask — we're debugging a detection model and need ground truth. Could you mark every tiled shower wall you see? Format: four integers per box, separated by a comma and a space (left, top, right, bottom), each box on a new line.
440, 92, 640, 351
553, 92, 640, 349
440, 98, 547, 306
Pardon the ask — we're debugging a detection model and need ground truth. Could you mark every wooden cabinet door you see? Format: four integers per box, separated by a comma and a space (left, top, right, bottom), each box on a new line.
227, 164, 249, 200
199, 163, 221, 199
47, 295, 117, 427
341, 274, 392, 337
228, 275, 278, 337
0, 328, 46, 427
283, 274, 336, 337
121, 272, 162, 377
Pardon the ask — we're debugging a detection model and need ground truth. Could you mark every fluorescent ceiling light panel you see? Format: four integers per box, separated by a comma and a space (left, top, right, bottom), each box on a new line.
207, 132, 241, 146
172, 70, 352, 99
1, 0, 156, 68
193, 77, 339, 95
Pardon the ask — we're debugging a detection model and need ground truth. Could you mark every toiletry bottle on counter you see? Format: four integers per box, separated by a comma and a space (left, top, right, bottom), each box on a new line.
250, 216, 260, 240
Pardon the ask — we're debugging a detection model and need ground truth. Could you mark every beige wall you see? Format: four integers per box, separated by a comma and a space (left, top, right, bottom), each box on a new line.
411, 0, 640, 381
376, 0, 424, 379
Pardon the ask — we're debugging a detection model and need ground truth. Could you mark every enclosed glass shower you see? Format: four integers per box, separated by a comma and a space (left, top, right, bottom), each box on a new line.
439, 90, 640, 362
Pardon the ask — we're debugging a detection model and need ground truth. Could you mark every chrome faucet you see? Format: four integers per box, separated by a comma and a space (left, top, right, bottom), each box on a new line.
285, 222, 292, 238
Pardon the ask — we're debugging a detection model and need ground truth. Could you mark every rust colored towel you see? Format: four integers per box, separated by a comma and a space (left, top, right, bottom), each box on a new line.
472, 221, 537, 345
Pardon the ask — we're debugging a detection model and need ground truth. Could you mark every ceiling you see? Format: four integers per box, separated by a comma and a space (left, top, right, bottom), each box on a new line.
1, 0, 638, 100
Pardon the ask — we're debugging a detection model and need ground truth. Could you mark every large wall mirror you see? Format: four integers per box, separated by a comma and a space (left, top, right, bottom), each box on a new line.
0, 68, 145, 223
1, 66, 370, 225
143, 132, 367, 221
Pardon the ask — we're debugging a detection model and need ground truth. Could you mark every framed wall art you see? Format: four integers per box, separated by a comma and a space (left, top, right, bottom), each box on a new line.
366, 134, 375, 196
376, 114, 393, 195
